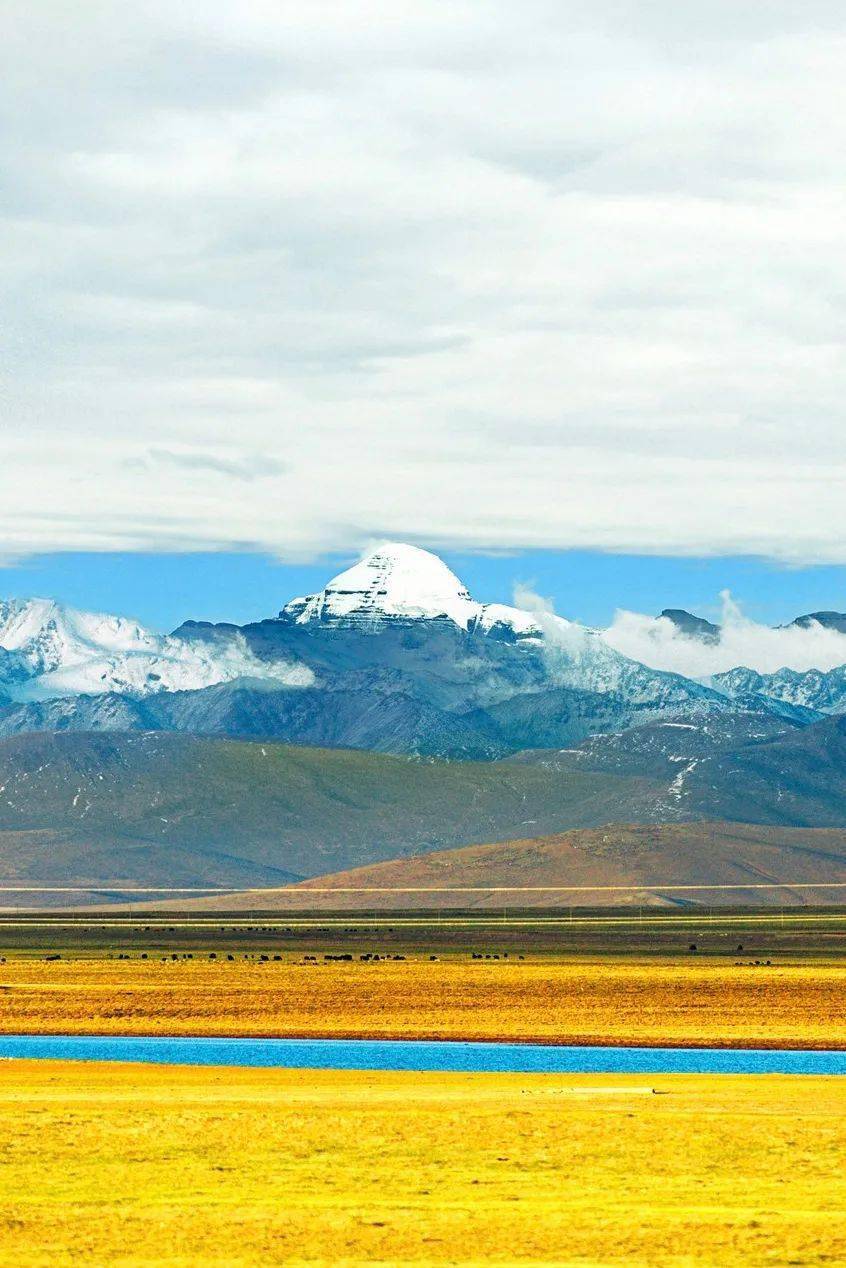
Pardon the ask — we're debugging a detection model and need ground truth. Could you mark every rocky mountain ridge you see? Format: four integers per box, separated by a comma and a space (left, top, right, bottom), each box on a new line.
0, 543, 844, 757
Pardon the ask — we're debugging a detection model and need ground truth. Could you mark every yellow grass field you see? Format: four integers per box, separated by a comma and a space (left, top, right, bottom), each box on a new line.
1, 957, 844, 1047
0, 1060, 844, 1267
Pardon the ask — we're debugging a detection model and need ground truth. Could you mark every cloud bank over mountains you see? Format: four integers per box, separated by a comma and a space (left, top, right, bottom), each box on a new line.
514, 578, 846, 677
3, 2, 846, 561
603, 594, 846, 678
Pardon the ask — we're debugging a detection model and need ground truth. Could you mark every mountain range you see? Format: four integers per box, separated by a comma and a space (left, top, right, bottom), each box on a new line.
1, 542, 846, 902
663, 606, 846, 639
1, 542, 843, 758
1, 716, 846, 903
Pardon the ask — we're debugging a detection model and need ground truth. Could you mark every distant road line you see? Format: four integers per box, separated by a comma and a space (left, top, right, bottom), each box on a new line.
0, 909, 844, 928
2, 882, 846, 895
0, 916, 844, 931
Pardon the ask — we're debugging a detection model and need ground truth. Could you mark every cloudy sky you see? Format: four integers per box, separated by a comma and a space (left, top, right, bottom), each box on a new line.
2, 1, 846, 571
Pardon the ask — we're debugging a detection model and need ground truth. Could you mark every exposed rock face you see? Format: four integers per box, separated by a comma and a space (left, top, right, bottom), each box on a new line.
789, 611, 846, 635
660, 608, 721, 643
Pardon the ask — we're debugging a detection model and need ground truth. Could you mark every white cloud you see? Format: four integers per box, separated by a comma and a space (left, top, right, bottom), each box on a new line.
603, 593, 846, 676
2, 2, 846, 560
514, 580, 846, 675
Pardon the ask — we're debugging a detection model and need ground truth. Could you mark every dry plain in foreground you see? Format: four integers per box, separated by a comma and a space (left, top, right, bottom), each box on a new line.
0, 1060, 844, 1267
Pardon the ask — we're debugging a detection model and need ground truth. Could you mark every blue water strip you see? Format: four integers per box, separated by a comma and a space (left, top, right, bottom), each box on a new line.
1, 1034, 844, 1074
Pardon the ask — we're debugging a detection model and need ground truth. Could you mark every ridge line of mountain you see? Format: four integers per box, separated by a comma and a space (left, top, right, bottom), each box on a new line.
0, 543, 845, 761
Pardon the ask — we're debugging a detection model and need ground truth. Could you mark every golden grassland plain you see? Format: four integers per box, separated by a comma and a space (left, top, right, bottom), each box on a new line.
0, 1060, 844, 1267
1, 957, 845, 1047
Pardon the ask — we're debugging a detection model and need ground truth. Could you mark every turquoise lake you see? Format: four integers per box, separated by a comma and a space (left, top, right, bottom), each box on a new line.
1, 1035, 844, 1074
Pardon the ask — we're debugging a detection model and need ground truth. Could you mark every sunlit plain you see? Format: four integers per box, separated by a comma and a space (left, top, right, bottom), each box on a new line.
1, 1061, 844, 1267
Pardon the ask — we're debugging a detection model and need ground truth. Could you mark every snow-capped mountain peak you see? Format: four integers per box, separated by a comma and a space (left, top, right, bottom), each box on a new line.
275, 543, 724, 709
282, 542, 485, 629
0, 543, 783, 751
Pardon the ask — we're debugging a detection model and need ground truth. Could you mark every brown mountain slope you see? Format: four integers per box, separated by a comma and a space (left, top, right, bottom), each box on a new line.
158, 821, 846, 910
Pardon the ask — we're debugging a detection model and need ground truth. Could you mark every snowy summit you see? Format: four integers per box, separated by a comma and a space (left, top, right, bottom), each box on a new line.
282, 542, 480, 628
282, 542, 537, 634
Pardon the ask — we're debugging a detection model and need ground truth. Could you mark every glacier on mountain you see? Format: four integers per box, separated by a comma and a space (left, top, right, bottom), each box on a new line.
0, 598, 313, 702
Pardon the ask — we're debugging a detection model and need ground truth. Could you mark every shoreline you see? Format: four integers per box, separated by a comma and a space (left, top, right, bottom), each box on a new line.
2, 1027, 845, 1051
